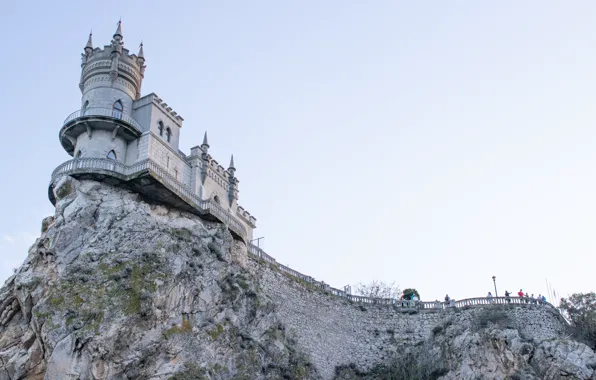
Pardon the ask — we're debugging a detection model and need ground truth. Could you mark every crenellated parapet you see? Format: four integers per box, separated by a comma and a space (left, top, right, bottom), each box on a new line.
152, 95, 184, 124
237, 206, 257, 227
79, 21, 146, 106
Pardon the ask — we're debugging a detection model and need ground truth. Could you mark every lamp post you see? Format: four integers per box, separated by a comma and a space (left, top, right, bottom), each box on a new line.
492, 276, 498, 297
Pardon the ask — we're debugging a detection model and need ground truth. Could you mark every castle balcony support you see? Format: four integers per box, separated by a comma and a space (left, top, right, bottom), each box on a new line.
60, 107, 143, 156
48, 157, 248, 242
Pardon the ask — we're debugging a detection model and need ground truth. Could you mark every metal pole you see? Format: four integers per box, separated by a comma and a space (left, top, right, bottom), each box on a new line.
250, 236, 264, 248
492, 276, 498, 298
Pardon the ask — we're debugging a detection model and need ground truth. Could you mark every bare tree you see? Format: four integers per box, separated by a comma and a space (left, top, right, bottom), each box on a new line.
355, 280, 401, 299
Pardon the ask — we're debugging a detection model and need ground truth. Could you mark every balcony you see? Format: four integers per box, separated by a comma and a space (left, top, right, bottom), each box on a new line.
49, 158, 248, 241
59, 108, 144, 155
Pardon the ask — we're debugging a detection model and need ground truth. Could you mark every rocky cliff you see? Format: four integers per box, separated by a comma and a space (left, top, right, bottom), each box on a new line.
0, 177, 595, 380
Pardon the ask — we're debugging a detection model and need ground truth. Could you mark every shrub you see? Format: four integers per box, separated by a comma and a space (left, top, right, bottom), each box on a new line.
560, 292, 596, 349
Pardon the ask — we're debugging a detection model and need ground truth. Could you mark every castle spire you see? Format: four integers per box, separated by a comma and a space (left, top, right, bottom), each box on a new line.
229, 154, 235, 170
85, 31, 93, 51
137, 41, 145, 60
114, 19, 123, 39
202, 132, 209, 148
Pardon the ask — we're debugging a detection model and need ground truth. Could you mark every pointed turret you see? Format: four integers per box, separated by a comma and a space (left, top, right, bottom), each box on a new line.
228, 154, 236, 177
85, 31, 93, 51
201, 132, 209, 150
137, 42, 145, 61
110, 20, 124, 82
114, 19, 123, 39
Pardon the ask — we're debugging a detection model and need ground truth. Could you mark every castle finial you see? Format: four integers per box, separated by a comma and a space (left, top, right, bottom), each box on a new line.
201, 132, 209, 148
229, 154, 235, 170
85, 30, 93, 51
114, 19, 123, 39
138, 41, 145, 60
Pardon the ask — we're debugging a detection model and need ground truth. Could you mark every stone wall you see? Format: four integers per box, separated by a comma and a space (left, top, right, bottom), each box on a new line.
75, 130, 128, 161
245, 256, 568, 380
148, 134, 191, 184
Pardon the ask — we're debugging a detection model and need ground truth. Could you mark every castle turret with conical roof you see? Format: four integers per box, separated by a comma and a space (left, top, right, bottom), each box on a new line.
53, 21, 257, 243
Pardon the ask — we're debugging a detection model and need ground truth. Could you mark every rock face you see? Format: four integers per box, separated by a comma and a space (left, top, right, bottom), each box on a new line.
0, 177, 595, 379
0, 177, 316, 379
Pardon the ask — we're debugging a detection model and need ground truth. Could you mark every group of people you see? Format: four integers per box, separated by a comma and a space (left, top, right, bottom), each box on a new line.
442, 290, 548, 306
504, 289, 547, 304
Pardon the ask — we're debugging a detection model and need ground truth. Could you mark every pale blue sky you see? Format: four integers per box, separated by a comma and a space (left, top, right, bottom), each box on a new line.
1, 1, 595, 303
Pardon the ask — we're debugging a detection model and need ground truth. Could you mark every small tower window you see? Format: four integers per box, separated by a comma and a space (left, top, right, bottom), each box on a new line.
158, 121, 164, 136
165, 127, 172, 143
75, 150, 82, 158
107, 150, 117, 160
213, 195, 220, 204
112, 100, 123, 118
82, 101, 89, 115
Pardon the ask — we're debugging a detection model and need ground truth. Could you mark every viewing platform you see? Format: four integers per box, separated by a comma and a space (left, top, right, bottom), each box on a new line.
59, 108, 143, 156
247, 243, 561, 313
49, 158, 248, 241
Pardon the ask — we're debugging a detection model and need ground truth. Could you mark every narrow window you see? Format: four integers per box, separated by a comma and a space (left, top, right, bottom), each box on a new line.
213, 195, 220, 204
112, 100, 123, 118
165, 127, 172, 143
82, 101, 89, 115
158, 121, 164, 137
107, 150, 117, 160
75, 150, 82, 158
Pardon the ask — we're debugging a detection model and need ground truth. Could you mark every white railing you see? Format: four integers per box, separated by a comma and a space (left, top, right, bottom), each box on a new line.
246, 242, 559, 311
63, 107, 144, 132
51, 158, 247, 240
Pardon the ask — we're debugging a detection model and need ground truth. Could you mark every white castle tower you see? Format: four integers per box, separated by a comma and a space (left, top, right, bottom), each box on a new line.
52, 21, 257, 242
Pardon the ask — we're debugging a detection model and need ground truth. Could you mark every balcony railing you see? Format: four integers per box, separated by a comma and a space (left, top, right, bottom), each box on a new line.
63, 107, 144, 132
51, 158, 247, 240
246, 242, 561, 312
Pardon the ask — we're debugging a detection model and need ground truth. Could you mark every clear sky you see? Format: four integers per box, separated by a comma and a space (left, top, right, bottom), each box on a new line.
1, 1, 595, 304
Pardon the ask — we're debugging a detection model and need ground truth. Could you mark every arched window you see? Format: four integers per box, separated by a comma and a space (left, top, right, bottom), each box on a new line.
112, 100, 123, 118
82, 101, 89, 115
158, 121, 164, 137
107, 150, 117, 160
213, 195, 220, 204
75, 150, 82, 158
165, 127, 172, 143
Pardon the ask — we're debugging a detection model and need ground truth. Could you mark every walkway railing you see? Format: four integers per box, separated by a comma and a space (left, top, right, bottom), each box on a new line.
51, 158, 247, 240
63, 107, 144, 132
246, 242, 558, 311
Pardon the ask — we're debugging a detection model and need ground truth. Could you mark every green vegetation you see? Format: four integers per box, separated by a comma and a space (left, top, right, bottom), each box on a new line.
55, 182, 72, 199
560, 292, 596, 349
164, 319, 193, 339
334, 350, 448, 380
43, 251, 167, 335
41, 217, 52, 233
168, 363, 208, 380
401, 288, 420, 300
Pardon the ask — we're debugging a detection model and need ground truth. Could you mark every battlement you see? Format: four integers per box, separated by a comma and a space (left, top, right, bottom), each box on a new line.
79, 21, 146, 102
237, 206, 257, 226
153, 94, 184, 123
134, 93, 184, 129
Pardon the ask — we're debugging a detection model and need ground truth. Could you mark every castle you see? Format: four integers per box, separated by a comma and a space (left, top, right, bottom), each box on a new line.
50, 21, 256, 242
49, 22, 565, 311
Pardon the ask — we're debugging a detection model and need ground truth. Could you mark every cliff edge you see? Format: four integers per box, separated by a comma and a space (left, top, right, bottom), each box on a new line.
0, 177, 595, 379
